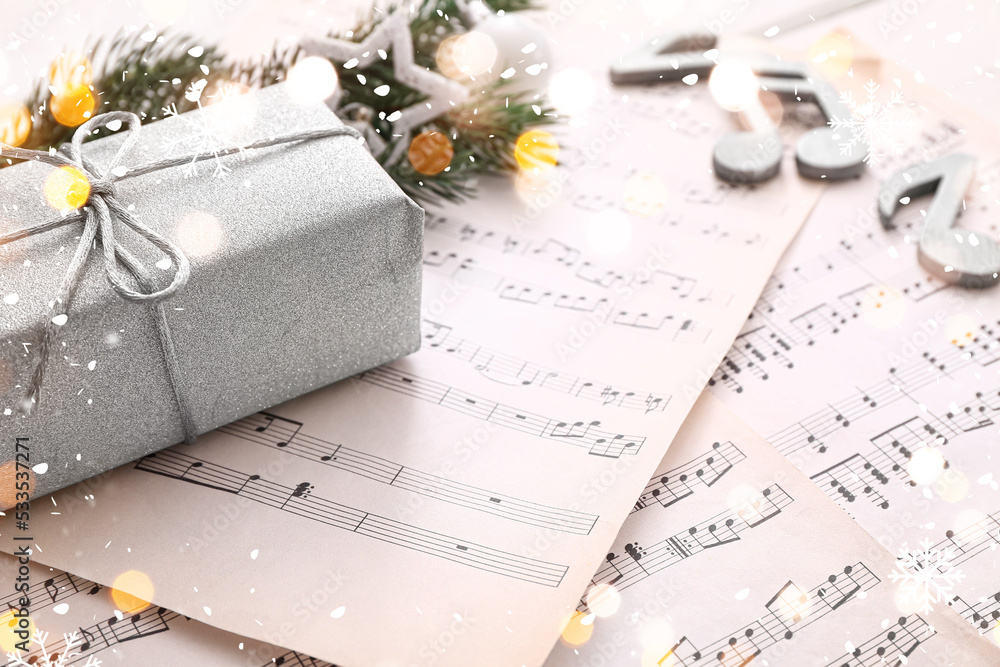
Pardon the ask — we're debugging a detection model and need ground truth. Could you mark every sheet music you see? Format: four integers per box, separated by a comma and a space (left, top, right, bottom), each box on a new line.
0, 555, 334, 667
0, 10, 825, 667
546, 394, 1000, 666
707, 53, 1000, 646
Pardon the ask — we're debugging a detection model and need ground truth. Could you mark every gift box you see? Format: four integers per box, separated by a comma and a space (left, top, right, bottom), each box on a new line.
0, 83, 424, 506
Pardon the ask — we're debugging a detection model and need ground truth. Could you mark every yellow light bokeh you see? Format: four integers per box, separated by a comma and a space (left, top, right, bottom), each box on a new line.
515, 130, 559, 172
624, 173, 669, 218
934, 468, 970, 503
0, 103, 32, 147
709, 61, 759, 113
49, 52, 92, 91
43, 166, 90, 211
408, 131, 454, 176
111, 570, 154, 613
175, 210, 222, 258
437, 32, 497, 80
559, 610, 594, 647
286, 56, 339, 106
584, 583, 621, 618
907, 447, 946, 486
0, 609, 34, 653
807, 32, 855, 80
50, 85, 97, 127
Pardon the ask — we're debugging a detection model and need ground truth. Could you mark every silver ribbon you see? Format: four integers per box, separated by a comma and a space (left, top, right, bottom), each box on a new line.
0, 110, 361, 443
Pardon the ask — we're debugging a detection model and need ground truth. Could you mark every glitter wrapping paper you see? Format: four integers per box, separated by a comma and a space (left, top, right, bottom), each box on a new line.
0, 84, 424, 504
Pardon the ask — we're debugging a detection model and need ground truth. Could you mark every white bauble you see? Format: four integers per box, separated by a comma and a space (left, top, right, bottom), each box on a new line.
473, 13, 552, 95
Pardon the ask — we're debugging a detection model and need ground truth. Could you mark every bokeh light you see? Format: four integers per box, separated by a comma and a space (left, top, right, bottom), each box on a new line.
548, 68, 598, 116
944, 314, 977, 347
859, 285, 906, 329
51, 85, 97, 127
49, 52, 91, 91
907, 447, 946, 486
934, 468, 969, 503
954, 509, 990, 542
709, 61, 759, 112
559, 610, 594, 647
584, 583, 621, 618
807, 31, 855, 80
515, 130, 559, 172
624, 173, 669, 217
0, 609, 34, 653
43, 166, 90, 211
514, 167, 563, 207
638, 616, 676, 666
286, 56, 339, 106
437, 32, 498, 80
0, 460, 35, 509
111, 570, 154, 613
586, 209, 633, 255
408, 131, 454, 176
772, 583, 811, 625
0, 103, 32, 147
176, 211, 222, 257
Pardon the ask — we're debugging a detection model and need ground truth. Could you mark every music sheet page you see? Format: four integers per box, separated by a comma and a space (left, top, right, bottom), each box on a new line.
0, 8, 825, 667
0, 554, 333, 666
546, 394, 1000, 667
708, 48, 1000, 650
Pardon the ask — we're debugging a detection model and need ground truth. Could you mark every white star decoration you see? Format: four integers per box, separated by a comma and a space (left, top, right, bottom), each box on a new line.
303, 12, 469, 159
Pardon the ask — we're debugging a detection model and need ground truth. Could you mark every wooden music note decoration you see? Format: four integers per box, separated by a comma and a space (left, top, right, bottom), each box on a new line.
878, 153, 1000, 287
610, 32, 865, 183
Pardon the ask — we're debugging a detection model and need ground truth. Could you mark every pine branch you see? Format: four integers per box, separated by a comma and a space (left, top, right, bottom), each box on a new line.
8, 0, 554, 205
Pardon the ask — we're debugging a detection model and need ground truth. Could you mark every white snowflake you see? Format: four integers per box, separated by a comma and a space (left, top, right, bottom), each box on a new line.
890, 538, 965, 614
161, 80, 248, 179
828, 79, 910, 166
6, 628, 102, 667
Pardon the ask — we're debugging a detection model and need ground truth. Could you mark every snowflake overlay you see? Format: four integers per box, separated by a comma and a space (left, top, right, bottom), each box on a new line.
890, 538, 965, 614
161, 81, 248, 178
6, 628, 102, 667
828, 79, 910, 166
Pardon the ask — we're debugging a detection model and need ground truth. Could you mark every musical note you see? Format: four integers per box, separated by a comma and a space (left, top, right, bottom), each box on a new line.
357, 365, 645, 458
632, 442, 745, 514
951, 591, 1000, 633
135, 450, 569, 588
830, 615, 933, 665
810, 453, 892, 511
879, 153, 1000, 287
580, 485, 792, 608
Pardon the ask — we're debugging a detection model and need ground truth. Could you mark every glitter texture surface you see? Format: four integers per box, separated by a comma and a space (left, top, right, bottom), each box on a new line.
0, 83, 424, 503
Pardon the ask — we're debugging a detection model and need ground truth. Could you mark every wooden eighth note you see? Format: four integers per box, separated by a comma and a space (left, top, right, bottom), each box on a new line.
878, 153, 1000, 287
609, 31, 717, 85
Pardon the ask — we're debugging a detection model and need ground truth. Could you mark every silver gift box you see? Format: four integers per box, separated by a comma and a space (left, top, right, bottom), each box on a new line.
0, 83, 423, 503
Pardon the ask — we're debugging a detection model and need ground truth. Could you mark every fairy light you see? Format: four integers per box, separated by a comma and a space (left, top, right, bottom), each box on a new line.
286, 56, 339, 106
559, 610, 594, 647
111, 570, 155, 613
0, 103, 32, 147
437, 32, 498, 80
408, 131, 454, 176
708, 61, 759, 112
514, 129, 559, 172
49, 52, 96, 127
944, 314, 977, 347
624, 173, 669, 217
859, 285, 906, 329
43, 166, 90, 211
584, 583, 621, 617
0, 609, 33, 653
907, 447, 946, 485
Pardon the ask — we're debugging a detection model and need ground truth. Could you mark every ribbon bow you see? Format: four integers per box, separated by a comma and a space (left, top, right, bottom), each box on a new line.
0, 110, 361, 443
